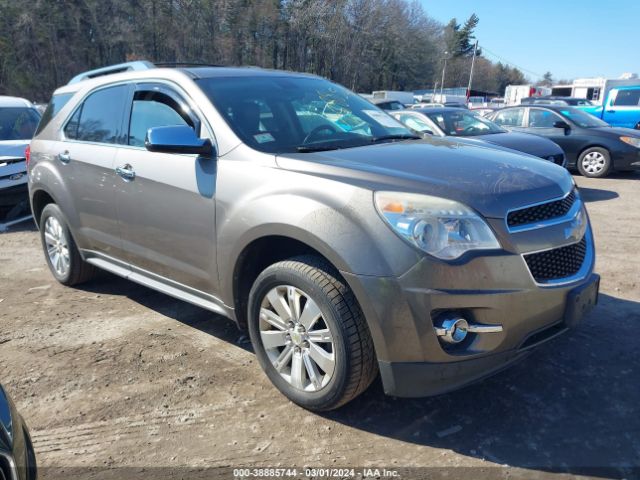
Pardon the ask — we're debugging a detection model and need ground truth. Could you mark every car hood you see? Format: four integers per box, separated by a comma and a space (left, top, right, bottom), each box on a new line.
277, 138, 573, 219
590, 126, 640, 138
0, 140, 29, 159
469, 132, 563, 158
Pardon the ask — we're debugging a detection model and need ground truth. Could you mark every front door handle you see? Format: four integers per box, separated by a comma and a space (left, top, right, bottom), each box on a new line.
115, 164, 135, 180
58, 151, 71, 164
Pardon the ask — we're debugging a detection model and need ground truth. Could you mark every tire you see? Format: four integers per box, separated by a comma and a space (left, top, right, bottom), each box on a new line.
577, 147, 611, 178
39, 203, 96, 286
247, 255, 377, 411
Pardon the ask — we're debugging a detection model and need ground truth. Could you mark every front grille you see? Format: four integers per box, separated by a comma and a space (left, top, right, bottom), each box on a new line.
524, 236, 587, 282
507, 190, 576, 228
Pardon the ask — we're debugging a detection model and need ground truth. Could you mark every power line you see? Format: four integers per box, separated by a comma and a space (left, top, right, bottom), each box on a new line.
480, 45, 544, 79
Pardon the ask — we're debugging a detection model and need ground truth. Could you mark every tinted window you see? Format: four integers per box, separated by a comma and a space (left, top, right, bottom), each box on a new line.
613, 89, 640, 107
396, 113, 434, 134
66, 85, 128, 144
492, 108, 525, 127
424, 110, 505, 136
557, 108, 609, 128
35, 93, 73, 135
528, 109, 560, 128
128, 92, 193, 147
0, 107, 41, 141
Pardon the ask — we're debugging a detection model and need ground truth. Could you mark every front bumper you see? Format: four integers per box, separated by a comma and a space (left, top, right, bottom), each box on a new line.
612, 147, 640, 171
342, 226, 597, 398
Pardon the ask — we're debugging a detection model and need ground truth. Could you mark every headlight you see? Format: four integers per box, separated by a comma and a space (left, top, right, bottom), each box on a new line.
374, 192, 500, 260
620, 136, 640, 148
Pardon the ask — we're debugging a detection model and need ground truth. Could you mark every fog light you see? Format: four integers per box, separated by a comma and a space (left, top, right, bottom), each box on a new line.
435, 316, 469, 344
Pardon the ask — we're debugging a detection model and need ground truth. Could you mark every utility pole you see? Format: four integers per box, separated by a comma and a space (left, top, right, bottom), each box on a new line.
467, 40, 478, 104
439, 51, 448, 101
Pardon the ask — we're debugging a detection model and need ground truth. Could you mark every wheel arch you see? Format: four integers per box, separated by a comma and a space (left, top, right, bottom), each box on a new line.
230, 231, 353, 330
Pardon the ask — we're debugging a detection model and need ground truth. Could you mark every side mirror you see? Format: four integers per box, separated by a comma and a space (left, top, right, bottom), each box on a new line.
420, 129, 434, 136
145, 125, 215, 156
553, 120, 571, 130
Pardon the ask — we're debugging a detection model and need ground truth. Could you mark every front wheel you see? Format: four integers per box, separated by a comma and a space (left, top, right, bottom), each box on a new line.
577, 147, 611, 178
247, 256, 377, 411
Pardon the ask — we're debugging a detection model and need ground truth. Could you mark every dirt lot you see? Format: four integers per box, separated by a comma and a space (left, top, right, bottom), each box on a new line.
1, 173, 639, 480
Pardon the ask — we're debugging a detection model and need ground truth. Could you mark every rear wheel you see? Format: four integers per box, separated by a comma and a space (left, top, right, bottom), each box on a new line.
247, 255, 377, 411
39, 204, 96, 285
577, 147, 611, 178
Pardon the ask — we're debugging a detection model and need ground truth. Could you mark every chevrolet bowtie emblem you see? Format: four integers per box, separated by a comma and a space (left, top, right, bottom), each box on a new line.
564, 209, 585, 241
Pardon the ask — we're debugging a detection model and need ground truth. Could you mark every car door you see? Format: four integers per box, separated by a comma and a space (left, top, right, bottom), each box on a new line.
606, 88, 640, 128
114, 83, 218, 295
526, 108, 585, 166
59, 84, 130, 259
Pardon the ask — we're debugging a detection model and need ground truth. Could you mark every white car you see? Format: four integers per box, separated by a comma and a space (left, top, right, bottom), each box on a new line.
0, 96, 41, 229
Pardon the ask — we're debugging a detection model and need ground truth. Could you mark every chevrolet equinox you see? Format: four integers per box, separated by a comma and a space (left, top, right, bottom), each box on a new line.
28, 61, 599, 411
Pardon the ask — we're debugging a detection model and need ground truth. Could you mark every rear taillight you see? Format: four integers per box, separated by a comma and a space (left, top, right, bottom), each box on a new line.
25, 144, 31, 169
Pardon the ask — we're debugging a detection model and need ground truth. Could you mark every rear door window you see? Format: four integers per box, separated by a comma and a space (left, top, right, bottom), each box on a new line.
613, 89, 640, 107
492, 108, 525, 127
528, 108, 561, 128
64, 85, 129, 144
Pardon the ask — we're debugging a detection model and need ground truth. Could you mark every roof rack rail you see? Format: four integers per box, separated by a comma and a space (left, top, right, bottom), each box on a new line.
67, 60, 156, 85
153, 62, 225, 68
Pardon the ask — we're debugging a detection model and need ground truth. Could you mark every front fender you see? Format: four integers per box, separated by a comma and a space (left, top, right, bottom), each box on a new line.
214, 159, 422, 307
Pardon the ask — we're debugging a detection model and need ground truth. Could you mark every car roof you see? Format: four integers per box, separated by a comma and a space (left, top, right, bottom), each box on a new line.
55, 61, 321, 95
0, 96, 34, 108
615, 85, 640, 91
370, 98, 403, 104
404, 107, 467, 114
495, 104, 579, 112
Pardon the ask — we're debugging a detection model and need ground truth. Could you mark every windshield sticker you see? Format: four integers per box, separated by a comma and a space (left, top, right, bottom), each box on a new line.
254, 132, 275, 144
363, 110, 404, 128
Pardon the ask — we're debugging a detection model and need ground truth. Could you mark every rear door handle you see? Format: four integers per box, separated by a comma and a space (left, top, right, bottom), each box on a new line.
115, 164, 135, 180
58, 151, 71, 163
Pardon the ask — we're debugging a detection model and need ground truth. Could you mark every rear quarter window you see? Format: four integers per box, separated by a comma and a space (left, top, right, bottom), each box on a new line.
35, 93, 73, 135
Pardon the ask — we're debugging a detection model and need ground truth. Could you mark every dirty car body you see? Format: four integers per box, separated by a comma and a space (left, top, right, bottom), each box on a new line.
28, 63, 598, 409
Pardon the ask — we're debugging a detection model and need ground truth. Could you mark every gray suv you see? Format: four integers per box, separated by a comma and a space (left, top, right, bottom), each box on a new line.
28, 61, 599, 411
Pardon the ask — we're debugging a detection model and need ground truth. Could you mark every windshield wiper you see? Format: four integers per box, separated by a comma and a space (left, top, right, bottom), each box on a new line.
296, 144, 347, 153
370, 134, 421, 143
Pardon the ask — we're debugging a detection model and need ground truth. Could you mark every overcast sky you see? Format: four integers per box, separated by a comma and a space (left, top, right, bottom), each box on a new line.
420, 0, 639, 82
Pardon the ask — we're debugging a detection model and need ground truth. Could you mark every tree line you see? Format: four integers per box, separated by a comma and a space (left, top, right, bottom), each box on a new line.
0, 0, 527, 102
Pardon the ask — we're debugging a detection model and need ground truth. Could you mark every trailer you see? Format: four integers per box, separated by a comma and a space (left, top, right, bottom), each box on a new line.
371, 90, 415, 106
504, 85, 551, 105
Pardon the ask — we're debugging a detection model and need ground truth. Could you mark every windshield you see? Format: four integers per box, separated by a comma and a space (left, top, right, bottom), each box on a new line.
0, 107, 41, 141
196, 76, 414, 153
424, 110, 506, 137
558, 107, 609, 128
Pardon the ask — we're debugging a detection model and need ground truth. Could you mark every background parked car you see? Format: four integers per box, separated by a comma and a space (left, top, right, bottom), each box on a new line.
392, 107, 566, 166
370, 98, 406, 111
0, 96, 41, 229
578, 86, 640, 130
0, 384, 37, 480
488, 105, 640, 177
521, 96, 594, 106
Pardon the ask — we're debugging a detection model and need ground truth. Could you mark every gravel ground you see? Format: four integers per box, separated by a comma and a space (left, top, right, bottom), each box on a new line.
1, 173, 639, 480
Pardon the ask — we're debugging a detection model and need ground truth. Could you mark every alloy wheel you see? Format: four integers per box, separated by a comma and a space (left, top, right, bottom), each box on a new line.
44, 216, 70, 277
259, 285, 335, 392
